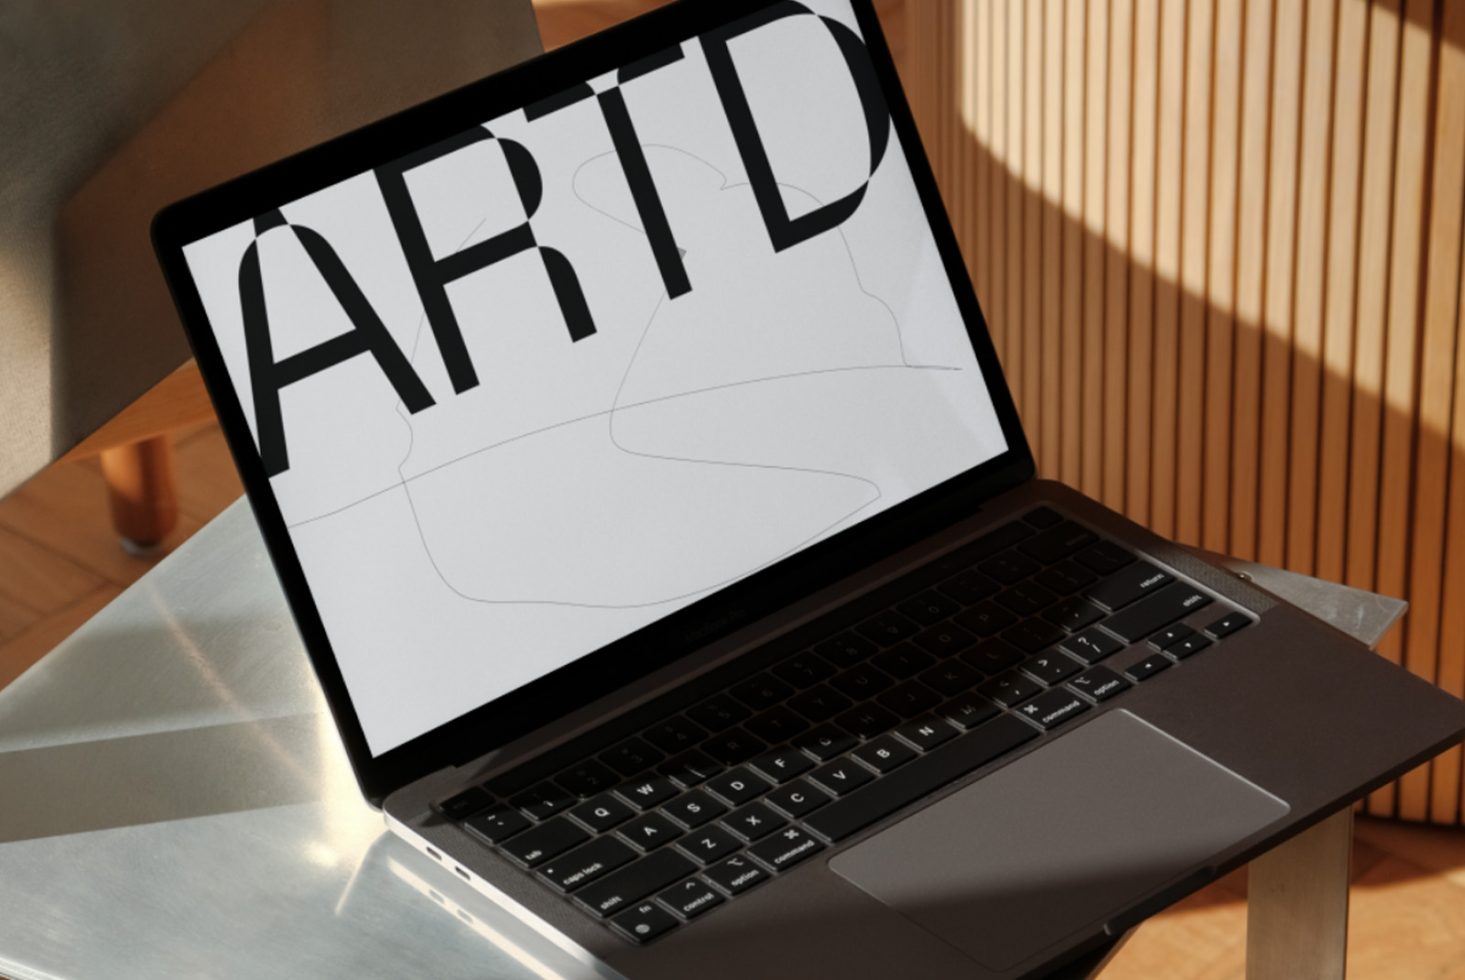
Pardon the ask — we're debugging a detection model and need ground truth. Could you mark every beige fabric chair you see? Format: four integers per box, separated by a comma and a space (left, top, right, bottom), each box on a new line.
0, 0, 542, 544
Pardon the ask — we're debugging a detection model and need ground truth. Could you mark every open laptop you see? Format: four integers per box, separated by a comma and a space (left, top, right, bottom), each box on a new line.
152, 1, 1465, 976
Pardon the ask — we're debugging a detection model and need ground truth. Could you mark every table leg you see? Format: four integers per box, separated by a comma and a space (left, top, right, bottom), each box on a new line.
99, 435, 179, 554
1245, 808, 1353, 979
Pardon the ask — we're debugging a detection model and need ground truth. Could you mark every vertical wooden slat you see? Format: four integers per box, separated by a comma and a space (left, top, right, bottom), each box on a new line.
1427, 0, 1465, 829
1082, 0, 1110, 498
1257, 0, 1307, 567
1023, 0, 1044, 457
1006, 1, 1026, 424
1380, 0, 1438, 822
974, 0, 992, 317
990, 0, 1009, 367
1202, 0, 1242, 554
1230, 0, 1277, 561
1040, 0, 1065, 478
1151, 0, 1187, 537
1127, 0, 1160, 523
1316, 0, 1369, 584
1102, 0, 1134, 510
1060, 0, 1087, 486
1177, 0, 1215, 546
1287, 0, 1341, 577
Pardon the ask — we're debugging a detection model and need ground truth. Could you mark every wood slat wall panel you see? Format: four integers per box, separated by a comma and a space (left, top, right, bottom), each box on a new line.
907, 0, 1465, 825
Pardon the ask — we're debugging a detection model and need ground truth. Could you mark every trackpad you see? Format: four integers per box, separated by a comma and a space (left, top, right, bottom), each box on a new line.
829, 711, 1289, 972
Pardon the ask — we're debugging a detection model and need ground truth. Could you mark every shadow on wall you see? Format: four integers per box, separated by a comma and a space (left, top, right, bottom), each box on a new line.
906, 0, 1465, 824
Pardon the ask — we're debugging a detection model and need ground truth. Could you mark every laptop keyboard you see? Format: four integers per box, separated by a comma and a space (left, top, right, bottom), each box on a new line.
432, 506, 1253, 945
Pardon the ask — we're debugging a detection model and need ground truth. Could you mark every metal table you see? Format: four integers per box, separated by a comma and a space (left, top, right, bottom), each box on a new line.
0, 501, 1397, 979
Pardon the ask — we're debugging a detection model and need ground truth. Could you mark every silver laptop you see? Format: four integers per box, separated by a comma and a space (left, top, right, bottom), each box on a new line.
152, 1, 1465, 976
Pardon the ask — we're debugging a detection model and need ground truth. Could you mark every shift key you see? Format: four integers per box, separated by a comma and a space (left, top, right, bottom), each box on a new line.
1101, 583, 1212, 644
574, 849, 697, 918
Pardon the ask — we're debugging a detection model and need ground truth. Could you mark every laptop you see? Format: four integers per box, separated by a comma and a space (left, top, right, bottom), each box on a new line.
151, 1, 1465, 976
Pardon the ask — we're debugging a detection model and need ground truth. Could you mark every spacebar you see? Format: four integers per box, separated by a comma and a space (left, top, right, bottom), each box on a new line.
804, 714, 1038, 842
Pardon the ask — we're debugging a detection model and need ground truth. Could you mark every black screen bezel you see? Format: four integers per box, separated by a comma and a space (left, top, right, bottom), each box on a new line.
151, 0, 1034, 805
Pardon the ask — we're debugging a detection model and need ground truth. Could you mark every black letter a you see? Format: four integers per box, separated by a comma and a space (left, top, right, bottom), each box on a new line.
239, 210, 435, 478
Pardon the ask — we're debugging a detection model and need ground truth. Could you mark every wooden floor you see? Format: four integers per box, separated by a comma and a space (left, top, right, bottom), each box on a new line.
0, 0, 1461, 976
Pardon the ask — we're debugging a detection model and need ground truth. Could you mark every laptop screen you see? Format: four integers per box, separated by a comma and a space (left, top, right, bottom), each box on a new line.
179, 0, 1008, 756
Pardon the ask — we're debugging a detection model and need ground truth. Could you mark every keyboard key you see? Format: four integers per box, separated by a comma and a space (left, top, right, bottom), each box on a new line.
774, 651, 836, 689
723, 802, 786, 841
1060, 628, 1125, 664
703, 854, 768, 895
731, 673, 795, 711
570, 793, 634, 833
805, 715, 1038, 842
919, 659, 983, 697
702, 728, 767, 766
853, 735, 916, 773
796, 726, 857, 761
749, 826, 825, 872
705, 767, 772, 806
831, 662, 896, 700
1015, 688, 1090, 729
955, 601, 1019, 636
1123, 652, 1173, 681
764, 778, 831, 818
1102, 583, 1212, 643
936, 568, 1001, 606
610, 900, 679, 943
898, 590, 960, 626
1044, 597, 1105, 633
877, 679, 943, 718
502, 817, 590, 867
464, 804, 530, 843
1035, 560, 1098, 596
1022, 506, 1064, 529
979, 550, 1041, 584
540, 836, 636, 892
938, 693, 1000, 729
961, 638, 1025, 674
979, 671, 1042, 707
835, 702, 902, 738
620, 812, 682, 851
1022, 651, 1083, 685
662, 789, 727, 829
743, 705, 810, 744
641, 717, 707, 756
1018, 521, 1097, 563
1169, 634, 1212, 659
616, 776, 679, 811
996, 580, 1060, 617
599, 737, 666, 777
1076, 540, 1137, 576
659, 750, 722, 787
686, 694, 750, 732
896, 718, 958, 751
512, 782, 575, 821
808, 758, 876, 796
435, 786, 491, 820
578, 849, 696, 917
555, 760, 620, 797
1002, 618, 1067, 653
658, 878, 724, 920
911, 623, 978, 658
678, 825, 740, 864
749, 748, 815, 783
1204, 611, 1253, 638
1150, 623, 1195, 650
787, 685, 853, 722
1068, 665, 1131, 702
856, 610, 921, 646
874, 643, 939, 677
813, 631, 878, 668
1086, 561, 1174, 611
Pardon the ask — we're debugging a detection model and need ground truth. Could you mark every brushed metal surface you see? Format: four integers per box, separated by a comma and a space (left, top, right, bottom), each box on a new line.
0, 501, 587, 980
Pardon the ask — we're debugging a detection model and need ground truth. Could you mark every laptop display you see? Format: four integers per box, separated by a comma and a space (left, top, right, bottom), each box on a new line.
178, 0, 1007, 755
